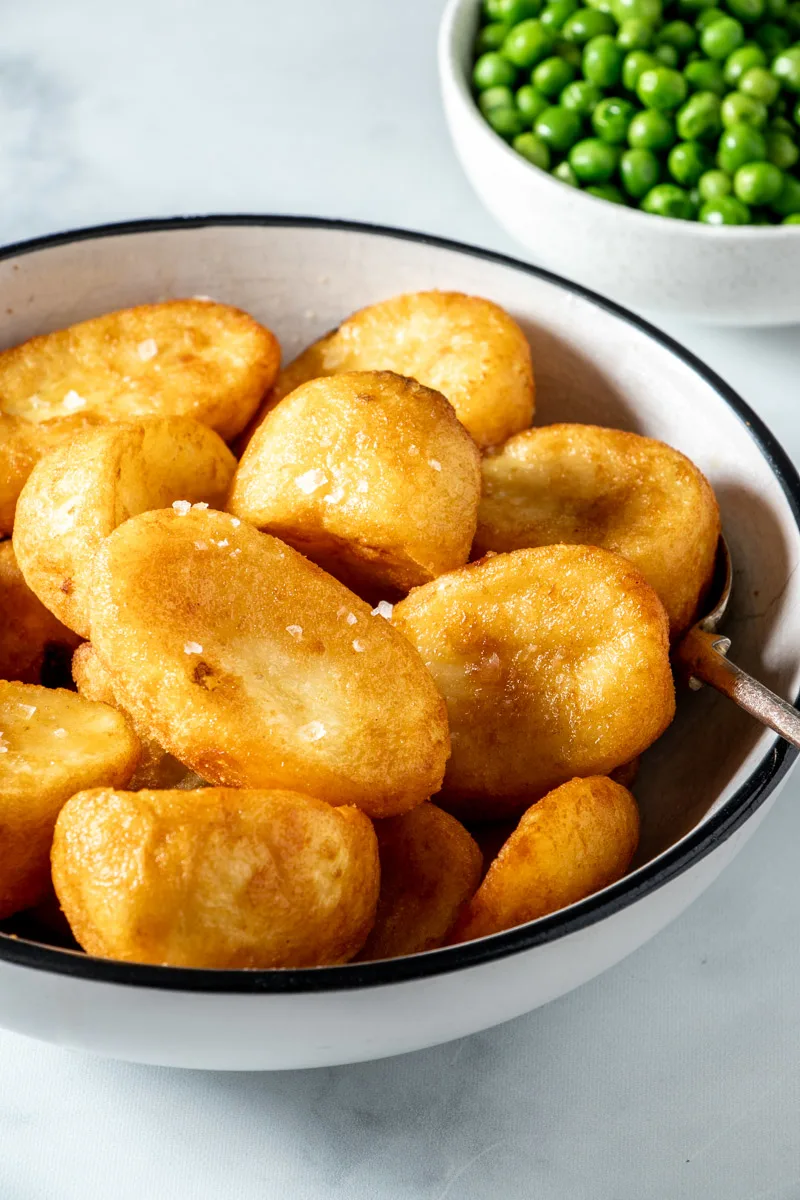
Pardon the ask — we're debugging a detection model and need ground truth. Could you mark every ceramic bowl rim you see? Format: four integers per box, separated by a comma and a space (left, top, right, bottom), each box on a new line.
0, 213, 797, 994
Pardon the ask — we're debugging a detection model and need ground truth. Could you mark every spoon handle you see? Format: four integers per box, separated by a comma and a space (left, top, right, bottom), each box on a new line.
677, 627, 800, 750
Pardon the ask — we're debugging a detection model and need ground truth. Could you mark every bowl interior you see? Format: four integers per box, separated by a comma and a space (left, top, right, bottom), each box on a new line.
1, 219, 799, 946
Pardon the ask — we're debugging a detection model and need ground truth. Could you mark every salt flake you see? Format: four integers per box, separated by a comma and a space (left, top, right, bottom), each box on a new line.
53, 728, 67, 738
62, 390, 86, 411
352, 639, 366, 653
18, 704, 37, 718
216, 538, 229, 548
428, 459, 442, 472
137, 338, 158, 361
192, 501, 208, 511
371, 601, 394, 619
184, 641, 203, 655
295, 468, 328, 495
346, 613, 357, 626
298, 720, 326, 742
172, 500, 191, 515
230, 517, 241, 527
286, 625, 303, 640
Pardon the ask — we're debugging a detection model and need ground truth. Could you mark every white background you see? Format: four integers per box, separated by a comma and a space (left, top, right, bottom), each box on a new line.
1, 2, 800, 1196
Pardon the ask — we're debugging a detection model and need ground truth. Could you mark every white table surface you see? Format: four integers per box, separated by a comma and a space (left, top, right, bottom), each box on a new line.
2, 2, 800, 1196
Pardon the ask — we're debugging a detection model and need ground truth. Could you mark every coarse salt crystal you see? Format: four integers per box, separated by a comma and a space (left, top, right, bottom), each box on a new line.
53, 728, 67, 738
216, 538, 229, 548
408, 444, 419, 455
18, 704, 37, 718
356, 479, 368, 493
295, 468, 328, 495
371, 601, 393, 619
299, 720, 326, 742
286, 625, 303, 640
172, 500, 191, 515
352, 639, 366, 653
230, 517, 240, 527
62, 390, 86, 411
230, 548, 241, 557
346, 613, 357, 626
192, 501, 208, 511
137, 338, 158, 361
323, 486, 344, 505
428, 459, 442, 472
195, 541, 208, 550
184, 641, 203, 655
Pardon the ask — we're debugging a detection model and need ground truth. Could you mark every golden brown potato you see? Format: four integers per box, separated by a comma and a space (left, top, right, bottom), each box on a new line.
249, 291, 533, 450
52, 787, 379, 968
0, 681, 140, 919
88, 508, 450, 817
356, 803, 482, 961
13, 417, 236, 637
0, 412, 105, 535
0, 541, 81, 685
393, 544, 674, 821
71, 644, 188, 790
451, 777, 640, 942
475, 424, 720, 637
0, 300, 279, 442
228, 371, 482, 595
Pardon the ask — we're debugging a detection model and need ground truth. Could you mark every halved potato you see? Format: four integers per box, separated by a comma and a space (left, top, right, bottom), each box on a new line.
247, 291, 534, 450
228, 371, 482, 595
393, 544, 674, 821
52, 787, 379, 968
475, 424, 721, 637
0, 681, 140, 919
13, 417, 236, 637
357, 802, 482, 961
88, 508, 450, 817
0, 541, 81, 685
0, 299, 279, 441
450, 777, 640, 942
0, 412, 105, 536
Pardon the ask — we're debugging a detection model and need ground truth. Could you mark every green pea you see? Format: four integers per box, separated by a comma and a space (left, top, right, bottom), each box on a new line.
628, 107, 677, 147
479, 85, 517, 113
513, 131, 553, 165
617, 18, 654, 48
677, 90, 723, 138
534, 103, 583, 148
784, 213, 800, 222
553, 160, 580, 183
668, 139, 714, 182
787, 0, 800, 29
503, 19, 556, 66
561, 79, 604, 111
620, 146, 662, 194
679, 0, 719, 10
587, 183, 628, 201
717, 121, 767, 170
592, 96, 637, 141
585, 0, 616, 11
637, 66, 688, 108
698, 167, 733, 197
569, 136, 620, 179
516, 84, 551, 119
583, 34, 625, 85
476, 23, 513, 54
738, 65, 780, 104
699, 195, 752, 220
721, 91, 768, 127
553, 38, 584, 65
654, 44, 680, 67
540, 0, 581, 28
613, 0, 662, 22
487, 106, 529, 136
765, 0, 788, 15
701, 16, 745, 59
770, 115, 795, 133
532, 55, 576, 94
642, 182, 695, 216
561, 7, 615, 42
795, 100, 800, 126
772, 173, 800, 214
722, 43, 766, 84
684, 58, 727, 94
485, 0, 543, 21
474, 52, 518, 89
734, 160, 784, 202
659, 20, 697, 50
773, 48, 800, 92
623, 49, 658, 89
754, 22, 790, 53
725, 0, 764, 20
695, 8, 726, 29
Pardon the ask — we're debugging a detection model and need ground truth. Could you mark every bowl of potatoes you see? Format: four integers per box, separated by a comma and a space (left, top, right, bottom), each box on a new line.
0, 216, 799, 1071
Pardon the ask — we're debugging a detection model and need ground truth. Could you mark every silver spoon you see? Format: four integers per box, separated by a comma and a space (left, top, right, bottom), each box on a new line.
674, 535, 800, 747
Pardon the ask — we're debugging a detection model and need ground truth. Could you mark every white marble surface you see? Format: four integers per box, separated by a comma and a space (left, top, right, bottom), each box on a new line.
1, 1, 800, 1195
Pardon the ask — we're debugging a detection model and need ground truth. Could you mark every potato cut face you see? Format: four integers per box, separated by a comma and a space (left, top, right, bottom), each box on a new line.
0, 412, 105, 536
52, 787, 380, 968
253, 291, 534, 450
13, 417, 237, 637
475, 424, 721, 637
356, 802, 482, 961
0, 541, 81, 685
228, 371, 482, 595
0, 300, 279, 441
451, 777, 640, 942
0, 681, 140, 919
393, 544, 674, 821
88, 508, 450, 816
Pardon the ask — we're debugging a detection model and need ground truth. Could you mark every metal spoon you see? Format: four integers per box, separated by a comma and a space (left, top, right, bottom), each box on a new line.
674, 535, 800, 748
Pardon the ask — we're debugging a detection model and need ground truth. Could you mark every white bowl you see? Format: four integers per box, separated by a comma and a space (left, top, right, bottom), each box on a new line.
439, 0, 800, 325
1, 216, 799, 1070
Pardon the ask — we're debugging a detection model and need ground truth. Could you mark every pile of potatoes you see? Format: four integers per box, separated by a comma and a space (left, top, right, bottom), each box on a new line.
0, 291, 720, 969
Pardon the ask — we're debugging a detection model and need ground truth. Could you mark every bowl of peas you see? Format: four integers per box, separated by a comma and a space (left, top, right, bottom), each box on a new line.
439, 0, 800, 322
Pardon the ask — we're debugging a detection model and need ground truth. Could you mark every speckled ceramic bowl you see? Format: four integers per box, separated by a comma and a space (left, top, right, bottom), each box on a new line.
439, 0, 800, 325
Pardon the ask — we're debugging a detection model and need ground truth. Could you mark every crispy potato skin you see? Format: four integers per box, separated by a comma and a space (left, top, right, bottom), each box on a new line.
13, 417, 236, 638
228, 371, 482, 594
88, 509, 450, 817
0, 681, 140, 919
475, 424, 721, 637
247, 291, 534, 450
451, 777, 640, 942
0, 300, 279, 441
356, 802, 482, 961
394, 544, 674, 821
0, 412, 105, 536
0, 542, 81, 685
52, 787, 380, 968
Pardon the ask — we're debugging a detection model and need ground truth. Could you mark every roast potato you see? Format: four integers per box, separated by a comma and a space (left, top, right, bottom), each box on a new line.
0, 541, 81, 685
0, 412, 105, 536
0, 299, 279, 442
393, 544, 674, 821
475, 424, 720, 637
357, 802, 482, 961
0, 681, 140, 919
13, 417, 236, 637
52, 787, 379, 968
88, 508, 450, 817
249, 291, 534, 449
228, 371, 482, 595
451, 776, 640, 942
